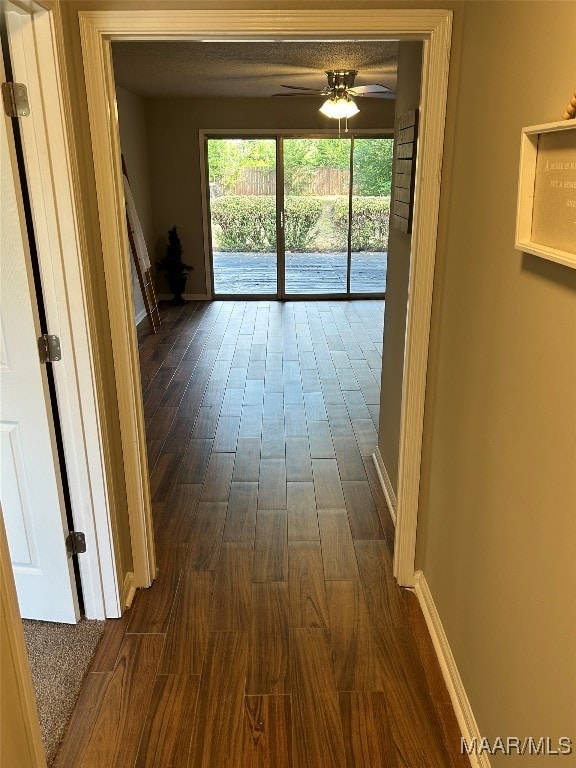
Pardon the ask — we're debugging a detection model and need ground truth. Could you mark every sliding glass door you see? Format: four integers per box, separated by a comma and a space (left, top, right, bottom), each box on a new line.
208, 138, 277, 294
206, 135, 392, 298
350, 138, 392, 294
283, 138, 350, 294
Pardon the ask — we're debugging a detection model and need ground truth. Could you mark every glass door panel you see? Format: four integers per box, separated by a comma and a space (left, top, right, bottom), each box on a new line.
207, 138, 277, 295
350, 138, 393, 294
283, 138, 351, 295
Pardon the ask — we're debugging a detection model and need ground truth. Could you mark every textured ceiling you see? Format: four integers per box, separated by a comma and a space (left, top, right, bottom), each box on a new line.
112, 40, 398, 98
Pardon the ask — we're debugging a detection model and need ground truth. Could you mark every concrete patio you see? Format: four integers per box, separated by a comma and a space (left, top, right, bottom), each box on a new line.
213, 251, 387, 295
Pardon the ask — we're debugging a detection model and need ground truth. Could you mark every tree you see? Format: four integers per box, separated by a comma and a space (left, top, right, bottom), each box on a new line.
207, 139, 244, 194
208, 139, 276, 194
207, 136, 394, 197
283, 138, 351, 194
353, 138, 394, 196
313, 138, 350, 168
244, 139, 276, 169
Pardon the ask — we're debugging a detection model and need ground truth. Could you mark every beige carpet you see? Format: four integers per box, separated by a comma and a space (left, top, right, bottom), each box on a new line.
22, 618, 105, 766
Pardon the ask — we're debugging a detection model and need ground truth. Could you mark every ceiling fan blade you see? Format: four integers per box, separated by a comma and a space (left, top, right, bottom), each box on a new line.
349, 84, 394, 95
272, 92, 325, 97
277, 72, 395, 102
280, 84, 326, 93
353, 91, 396, 100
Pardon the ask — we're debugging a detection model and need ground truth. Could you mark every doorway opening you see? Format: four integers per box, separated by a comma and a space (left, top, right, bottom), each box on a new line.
81, 7, 452, 595
207, 135, 392, 298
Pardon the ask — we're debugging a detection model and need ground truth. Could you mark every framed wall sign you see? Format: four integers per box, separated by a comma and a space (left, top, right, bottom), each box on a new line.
516, 119, 576, 269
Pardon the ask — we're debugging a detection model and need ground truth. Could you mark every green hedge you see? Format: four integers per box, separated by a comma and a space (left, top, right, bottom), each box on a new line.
285, 196, 323, 250
211, 195, 389, 252
211, 195, 322, 252
334, 196, 390, 251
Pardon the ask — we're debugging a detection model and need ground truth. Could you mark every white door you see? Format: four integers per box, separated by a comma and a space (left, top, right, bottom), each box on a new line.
0, 59, 80, 623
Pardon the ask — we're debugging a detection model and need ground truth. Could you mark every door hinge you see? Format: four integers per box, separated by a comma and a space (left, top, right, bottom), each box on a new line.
66, 531, 87, 556
2, 82, 30, 118
38, 334, 61, 363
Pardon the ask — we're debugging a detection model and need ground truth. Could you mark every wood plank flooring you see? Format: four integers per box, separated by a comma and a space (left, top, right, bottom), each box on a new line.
54, 300, 468, 768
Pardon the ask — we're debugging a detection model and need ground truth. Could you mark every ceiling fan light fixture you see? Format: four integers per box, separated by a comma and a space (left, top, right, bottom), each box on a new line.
319, 95, 359, 119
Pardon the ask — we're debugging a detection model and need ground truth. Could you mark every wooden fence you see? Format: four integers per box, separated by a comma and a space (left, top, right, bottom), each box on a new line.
232, 167, 348, 196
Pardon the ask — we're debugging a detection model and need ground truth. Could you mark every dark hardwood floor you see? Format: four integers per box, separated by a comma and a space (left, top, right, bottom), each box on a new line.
54, 300, 468, 768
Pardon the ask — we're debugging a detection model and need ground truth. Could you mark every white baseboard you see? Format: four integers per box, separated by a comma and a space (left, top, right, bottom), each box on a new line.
414, 572, 489, 768
372, 447, 397, 524
120, 571, 136, 610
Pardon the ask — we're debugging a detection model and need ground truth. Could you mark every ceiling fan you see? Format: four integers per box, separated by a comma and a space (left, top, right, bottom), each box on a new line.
276, 69, 395, 120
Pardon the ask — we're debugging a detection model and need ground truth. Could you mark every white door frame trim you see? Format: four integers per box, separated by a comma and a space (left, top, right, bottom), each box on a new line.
78, 7, 453, 590
4, 1, 120, 618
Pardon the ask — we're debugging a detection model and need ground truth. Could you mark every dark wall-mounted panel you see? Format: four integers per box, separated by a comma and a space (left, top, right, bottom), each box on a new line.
392, 109, 419, 233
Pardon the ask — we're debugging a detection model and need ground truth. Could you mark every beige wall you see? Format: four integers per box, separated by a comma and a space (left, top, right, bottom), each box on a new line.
144, 96, 395, 295
378, 40, 422, 492
116, 85, 155, 323
418, 2, 576, 764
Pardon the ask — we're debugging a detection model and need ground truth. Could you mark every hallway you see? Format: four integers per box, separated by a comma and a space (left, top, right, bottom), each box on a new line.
55, 300, 466, 768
